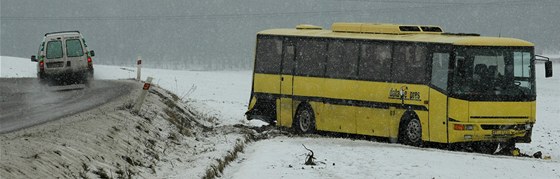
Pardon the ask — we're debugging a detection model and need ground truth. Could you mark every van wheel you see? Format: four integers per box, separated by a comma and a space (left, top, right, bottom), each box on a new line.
77, 72, 89, 84
37, 72, 48, 84
88, 69, 94, 79
38, 72, 46, 80
399, 116, 422, 146
293, 104, 315, 134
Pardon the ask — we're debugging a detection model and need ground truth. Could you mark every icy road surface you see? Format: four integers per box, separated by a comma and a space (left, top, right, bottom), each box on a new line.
0, 78, 136, 133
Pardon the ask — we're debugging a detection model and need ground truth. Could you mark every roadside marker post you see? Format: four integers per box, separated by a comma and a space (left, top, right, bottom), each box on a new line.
133, 76, 153, 113
136, 56, 142, 81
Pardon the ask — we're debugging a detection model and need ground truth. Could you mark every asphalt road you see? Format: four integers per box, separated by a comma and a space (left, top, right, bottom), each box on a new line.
0, 78, 137, 133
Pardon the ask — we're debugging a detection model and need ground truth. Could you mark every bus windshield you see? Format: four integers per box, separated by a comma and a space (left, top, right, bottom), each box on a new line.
450, 47, 535, 101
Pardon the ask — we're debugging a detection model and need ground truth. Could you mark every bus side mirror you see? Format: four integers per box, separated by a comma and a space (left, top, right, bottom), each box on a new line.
31, 55, 37, 62
545, 61, 553, 78
90, 50, 95, 57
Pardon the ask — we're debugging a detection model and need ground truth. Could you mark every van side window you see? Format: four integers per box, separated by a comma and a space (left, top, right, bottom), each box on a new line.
38, 42, 44, 57
46, 40, 63, 59
66, 39, 84, 57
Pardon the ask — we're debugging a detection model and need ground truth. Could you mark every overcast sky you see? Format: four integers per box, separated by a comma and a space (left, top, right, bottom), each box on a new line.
1, 0, 558, 69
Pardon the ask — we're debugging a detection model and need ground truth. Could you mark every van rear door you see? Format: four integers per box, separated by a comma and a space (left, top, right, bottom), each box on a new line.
64, 36, 86, 71
44, 37, 64, 69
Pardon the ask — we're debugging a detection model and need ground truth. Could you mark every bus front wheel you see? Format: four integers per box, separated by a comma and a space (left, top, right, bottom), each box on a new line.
293, 104, 315, 134
399, 116, 422, 147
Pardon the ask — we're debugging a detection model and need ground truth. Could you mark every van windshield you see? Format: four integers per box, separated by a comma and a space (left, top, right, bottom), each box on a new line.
46, 40, 63, 59
66, 39, 84, 57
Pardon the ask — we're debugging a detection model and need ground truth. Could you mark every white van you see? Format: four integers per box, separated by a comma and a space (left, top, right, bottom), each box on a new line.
31, 31, 94, 83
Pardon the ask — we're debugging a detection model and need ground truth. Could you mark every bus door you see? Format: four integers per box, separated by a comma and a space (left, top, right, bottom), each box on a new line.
279, 43, 296, 127
428, 50, 451, 143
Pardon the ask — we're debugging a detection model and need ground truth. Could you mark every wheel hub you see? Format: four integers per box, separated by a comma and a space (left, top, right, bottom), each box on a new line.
299, 110, 311, 131
406, 119, 421, 142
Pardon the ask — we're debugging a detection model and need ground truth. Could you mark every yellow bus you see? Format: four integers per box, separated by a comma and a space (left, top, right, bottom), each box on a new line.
245, 22, 553, 153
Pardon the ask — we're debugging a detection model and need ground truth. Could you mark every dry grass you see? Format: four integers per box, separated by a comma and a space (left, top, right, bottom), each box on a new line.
201, 141, 247, 179
92, 167, 110, 179
164, 108, 193, 137
117, 100, 134, 110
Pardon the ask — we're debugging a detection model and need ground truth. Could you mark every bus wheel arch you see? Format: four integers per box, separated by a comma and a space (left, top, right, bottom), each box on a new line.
292, 102, 316, 134
398, 110, 423, 147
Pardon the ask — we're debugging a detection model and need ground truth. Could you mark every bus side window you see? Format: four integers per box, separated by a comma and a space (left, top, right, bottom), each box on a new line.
430, 53, 450, 91
295, 39, 327, 77
359, 43, 392, 81
393, 44, 426, 83
326, 40, 358, 79
255, 37, 282, 74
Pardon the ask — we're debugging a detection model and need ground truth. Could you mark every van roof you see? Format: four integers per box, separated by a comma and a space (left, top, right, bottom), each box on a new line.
44, 31, 81, 37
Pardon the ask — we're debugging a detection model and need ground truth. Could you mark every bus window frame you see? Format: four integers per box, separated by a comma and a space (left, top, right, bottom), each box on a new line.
358, 41, 394, 82
281, 37, 297, 75
428, 44, 453, 94
390, 42, 431, 84
254, 35, 284, 74
294, 37, 328, 77
255, 35, 447, 86
448, 45, 536, 101
326, 38, 360, 79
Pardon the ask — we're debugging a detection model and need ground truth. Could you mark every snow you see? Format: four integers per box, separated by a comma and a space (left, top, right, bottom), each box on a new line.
543, 54, 560, 59
2, 56, 559, 178
224, 137, 559, 179
0, 56, 36, 78
92, 64, 254, 127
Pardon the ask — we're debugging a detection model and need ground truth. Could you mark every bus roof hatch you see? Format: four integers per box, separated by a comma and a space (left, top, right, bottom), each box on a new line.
331, 22, 444, 35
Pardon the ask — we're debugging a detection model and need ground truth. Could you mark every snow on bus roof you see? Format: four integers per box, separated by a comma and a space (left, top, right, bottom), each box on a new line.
258, 27, 534, 47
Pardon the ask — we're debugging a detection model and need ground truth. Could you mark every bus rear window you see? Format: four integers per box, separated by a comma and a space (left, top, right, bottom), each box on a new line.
46, 40, 63, 59
66, 39, 84, 57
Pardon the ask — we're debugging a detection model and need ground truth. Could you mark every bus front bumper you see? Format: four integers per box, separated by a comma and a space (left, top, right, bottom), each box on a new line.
448, 122, 533, 143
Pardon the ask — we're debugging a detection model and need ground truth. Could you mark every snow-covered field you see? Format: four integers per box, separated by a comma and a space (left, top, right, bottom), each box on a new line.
2, 56, 559, 178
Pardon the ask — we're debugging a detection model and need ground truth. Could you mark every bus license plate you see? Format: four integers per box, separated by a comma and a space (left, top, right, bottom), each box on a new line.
492, 130, 513, 135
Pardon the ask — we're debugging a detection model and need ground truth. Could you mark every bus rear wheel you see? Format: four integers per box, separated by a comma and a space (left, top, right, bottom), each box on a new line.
293, 105, 315, 134
399, 117, 422, 147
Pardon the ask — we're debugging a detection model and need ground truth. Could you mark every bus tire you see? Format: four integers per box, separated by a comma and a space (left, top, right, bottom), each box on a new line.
293, 104, 315, 134
399, 115, 422, 147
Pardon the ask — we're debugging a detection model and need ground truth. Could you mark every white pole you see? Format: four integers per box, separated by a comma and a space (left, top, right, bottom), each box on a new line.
133, 76, 153, 114
136, 56, 142, 81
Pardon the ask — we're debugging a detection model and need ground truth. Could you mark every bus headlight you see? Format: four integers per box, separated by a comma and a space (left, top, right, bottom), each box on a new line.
454, 124, 474, 130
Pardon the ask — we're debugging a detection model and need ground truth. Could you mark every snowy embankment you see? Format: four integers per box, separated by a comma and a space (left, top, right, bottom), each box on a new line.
0, 56, 251, 178
2, 56, 560, 178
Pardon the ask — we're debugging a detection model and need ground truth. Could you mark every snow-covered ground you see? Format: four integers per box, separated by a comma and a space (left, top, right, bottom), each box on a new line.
2, 56, 559, 178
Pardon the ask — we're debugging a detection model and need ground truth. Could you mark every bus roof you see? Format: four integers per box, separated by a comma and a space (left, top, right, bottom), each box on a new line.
257, 23, 534, 47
